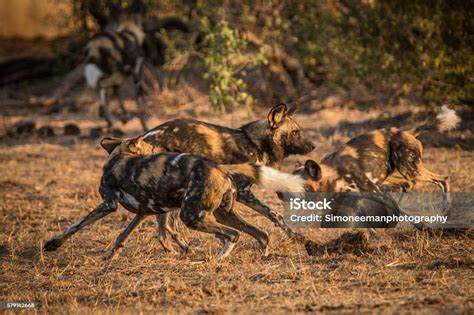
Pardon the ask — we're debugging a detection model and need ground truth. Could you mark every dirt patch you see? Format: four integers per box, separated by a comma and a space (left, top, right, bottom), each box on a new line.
305, 230, 370, 256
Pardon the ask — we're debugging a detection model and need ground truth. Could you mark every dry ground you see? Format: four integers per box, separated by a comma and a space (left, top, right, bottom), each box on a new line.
0, 81, 473, 313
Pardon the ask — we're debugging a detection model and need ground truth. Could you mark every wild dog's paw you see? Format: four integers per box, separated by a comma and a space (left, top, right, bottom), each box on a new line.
158, 237, 177, 254
258, 233, 270, 256
304, 239, 324, 256
441, 193, 452, 216
43, 238, 63, 251
179, 243, 191, 254
260, 244, 270, 257
216, 241, 236, 261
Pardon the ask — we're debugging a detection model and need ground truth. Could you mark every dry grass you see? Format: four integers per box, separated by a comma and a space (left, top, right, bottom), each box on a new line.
0, 91, 473, 313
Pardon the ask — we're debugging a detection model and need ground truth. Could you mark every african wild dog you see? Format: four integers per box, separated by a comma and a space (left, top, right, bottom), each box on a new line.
84, 0, 149, 131
141, 103, 315, 249
43, 136, 306, 260
283, 106, 460, 236
293, 106, 460, 198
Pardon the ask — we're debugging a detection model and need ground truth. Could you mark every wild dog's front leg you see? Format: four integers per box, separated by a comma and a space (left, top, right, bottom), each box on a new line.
44, 185, 118, 251
104, 214, 145, 260
156, 212, 174, 252
237, 189, 309, 245
44, 199, 118, 251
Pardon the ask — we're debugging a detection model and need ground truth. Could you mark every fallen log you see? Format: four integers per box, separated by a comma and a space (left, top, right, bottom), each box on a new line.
0, 57, 56, 86
28, 63, 84, 109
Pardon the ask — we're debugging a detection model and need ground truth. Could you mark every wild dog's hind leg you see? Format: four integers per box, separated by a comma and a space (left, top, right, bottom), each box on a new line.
415, 164, 451, 214
113, 86, 130, 124
136, 87, 148, 131
104, 214, 145, 260
415, 166, 450, 193
383, 172, 415, 192
237, 189, 309, 245
156, 211, 189, 253
44, 199, 118, 251
99, 88, 114, 128
180, 164, 240, 260
156, 212, 174, 252
215, 205, 269, 255
180, 203, 240, 260
133, 71, 148, 131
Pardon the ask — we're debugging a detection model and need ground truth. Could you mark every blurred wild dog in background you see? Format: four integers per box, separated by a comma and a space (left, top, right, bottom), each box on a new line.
83, 0, 149, 130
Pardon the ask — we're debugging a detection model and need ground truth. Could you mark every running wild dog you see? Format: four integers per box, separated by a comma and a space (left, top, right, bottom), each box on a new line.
43, 136, 306, 260
294, 106, 461, 196
84, 0, 149, 131
101, 103, 316, 250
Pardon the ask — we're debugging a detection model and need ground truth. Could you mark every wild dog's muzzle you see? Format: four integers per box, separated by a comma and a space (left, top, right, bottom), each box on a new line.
286, 140, 316, 155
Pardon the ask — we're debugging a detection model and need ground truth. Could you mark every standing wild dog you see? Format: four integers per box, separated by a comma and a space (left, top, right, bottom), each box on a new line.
84, 0, 149, 131
43, 136, 306, 260
103, 103, 315, 250
294, 106, 460, 197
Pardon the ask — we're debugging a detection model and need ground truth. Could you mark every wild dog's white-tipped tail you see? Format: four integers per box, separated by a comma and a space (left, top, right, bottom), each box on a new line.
436, 105, 461, 132
84, 63, 103, 89
218, 163, 306, 193
258, 166, 306, 193
412, 105, 461, 136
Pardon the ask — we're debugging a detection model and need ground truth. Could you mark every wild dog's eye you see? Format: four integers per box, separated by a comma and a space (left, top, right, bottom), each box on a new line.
291, 130, 299, 136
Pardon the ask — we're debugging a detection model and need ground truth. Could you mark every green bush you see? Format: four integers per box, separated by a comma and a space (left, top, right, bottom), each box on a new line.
286, 0, 473, 104
201, 18, 266, 111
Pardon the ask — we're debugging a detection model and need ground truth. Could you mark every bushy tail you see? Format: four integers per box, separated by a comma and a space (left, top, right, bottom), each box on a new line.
218, 163, 306, 193
412, 105, 461, 136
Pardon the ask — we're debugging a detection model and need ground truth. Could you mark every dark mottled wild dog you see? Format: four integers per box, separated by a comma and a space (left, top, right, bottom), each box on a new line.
84, 0, 149, 131
294, 106, 460, 197
139, 103, 315, 249
43, 136, 306, 260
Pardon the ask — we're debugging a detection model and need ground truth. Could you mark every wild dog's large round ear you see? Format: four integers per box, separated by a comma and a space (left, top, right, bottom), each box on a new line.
287, 102, 300, 116
267, 103, 288, 129
100, 137, 123, 154
305, 160, 322, 180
